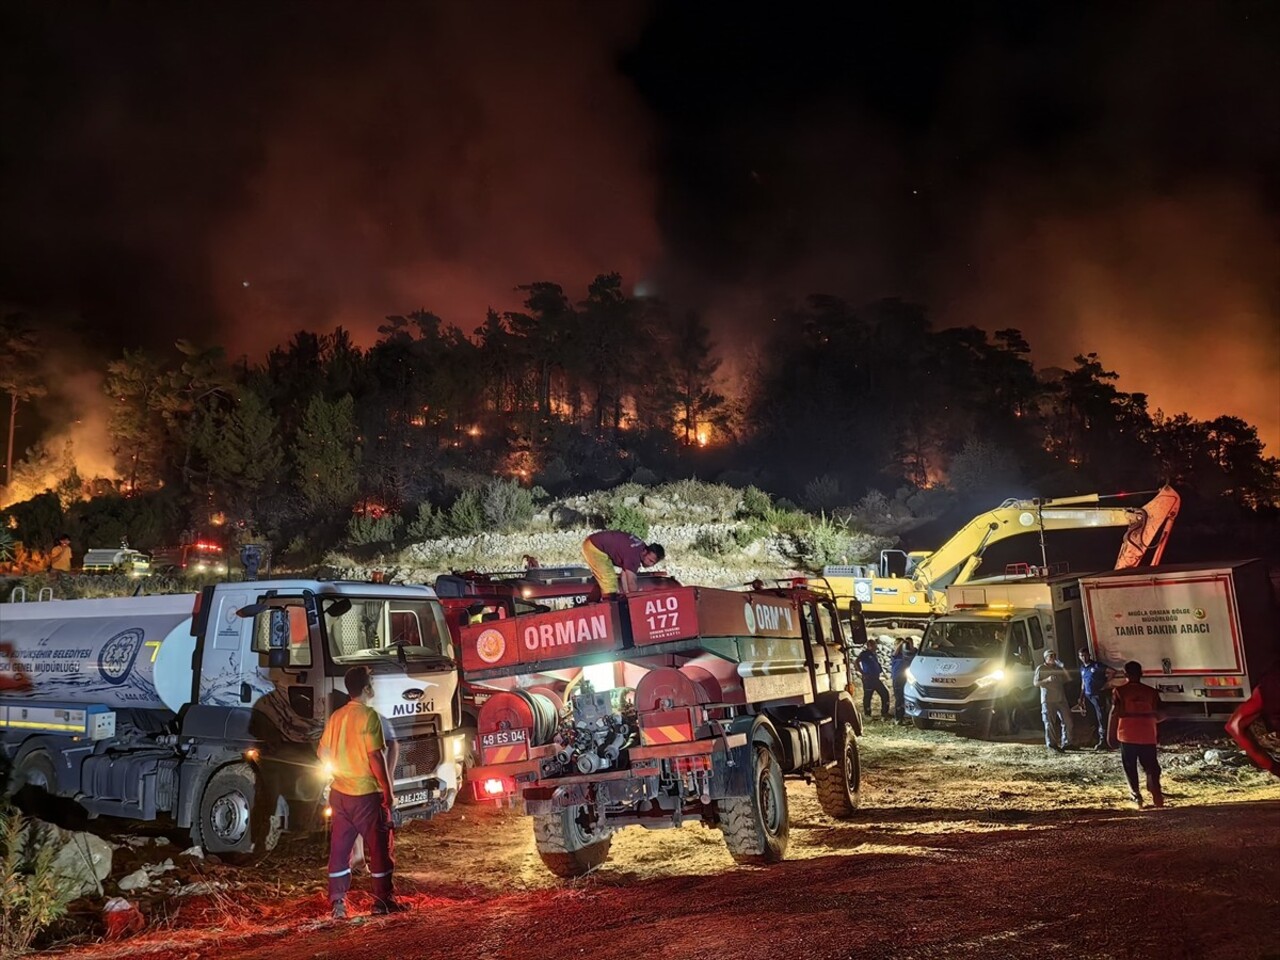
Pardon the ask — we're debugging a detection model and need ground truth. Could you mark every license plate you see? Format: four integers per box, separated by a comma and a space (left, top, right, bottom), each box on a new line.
927, 711, 957, 722
395, 790, 430, 808
480, 729, 528, 748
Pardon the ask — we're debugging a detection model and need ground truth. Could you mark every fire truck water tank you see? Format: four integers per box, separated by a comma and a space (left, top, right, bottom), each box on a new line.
0, 595, 201, 713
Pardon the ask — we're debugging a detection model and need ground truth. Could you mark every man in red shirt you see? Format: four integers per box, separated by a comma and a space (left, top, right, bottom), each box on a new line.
1225, 669, 1280, 777
1107, 660, 1167, 808
582, 530, 665, 601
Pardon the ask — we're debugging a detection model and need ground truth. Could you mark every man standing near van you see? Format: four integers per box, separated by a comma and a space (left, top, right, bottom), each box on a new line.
856, 638, 892, 721
1035, 650, 1072, 752
1078, 648, 1111, 750
318, 666, 407, 918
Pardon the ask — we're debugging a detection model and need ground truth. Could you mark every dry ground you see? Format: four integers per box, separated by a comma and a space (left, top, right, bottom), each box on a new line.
40, 722, 1280, 960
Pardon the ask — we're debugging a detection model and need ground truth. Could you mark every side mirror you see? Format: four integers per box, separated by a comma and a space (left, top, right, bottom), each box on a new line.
266, 607, 291, 669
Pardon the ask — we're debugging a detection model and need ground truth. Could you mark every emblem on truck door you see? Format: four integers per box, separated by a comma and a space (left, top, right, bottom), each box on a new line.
475, 628, 506, 664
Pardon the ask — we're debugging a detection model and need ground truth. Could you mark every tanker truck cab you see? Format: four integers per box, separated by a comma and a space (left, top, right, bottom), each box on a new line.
0, 579, 461, 863
229, 582, 464, 831
903, 607, 1049, 734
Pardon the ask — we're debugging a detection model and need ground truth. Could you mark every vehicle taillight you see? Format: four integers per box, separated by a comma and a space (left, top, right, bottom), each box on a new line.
483, 778, 506, 796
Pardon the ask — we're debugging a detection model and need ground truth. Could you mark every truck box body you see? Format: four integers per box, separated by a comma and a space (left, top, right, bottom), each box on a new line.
1080, 560, 1277, 714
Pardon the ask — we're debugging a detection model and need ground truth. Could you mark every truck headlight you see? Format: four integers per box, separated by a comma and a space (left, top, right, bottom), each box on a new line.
974, 668, 1006, 689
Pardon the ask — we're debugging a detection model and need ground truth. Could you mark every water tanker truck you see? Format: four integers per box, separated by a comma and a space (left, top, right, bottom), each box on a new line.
461, 579, 865, 876
0, 579, 466, 859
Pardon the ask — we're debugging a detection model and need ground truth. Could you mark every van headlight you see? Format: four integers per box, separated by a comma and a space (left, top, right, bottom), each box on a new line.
905, 667, 918, 685
974, 668, 1006, 689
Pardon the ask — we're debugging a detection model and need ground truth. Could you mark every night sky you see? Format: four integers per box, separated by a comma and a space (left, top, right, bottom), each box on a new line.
2, 1, 1277, 446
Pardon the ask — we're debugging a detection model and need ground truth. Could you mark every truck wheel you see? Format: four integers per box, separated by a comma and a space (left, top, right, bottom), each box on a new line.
720, 744, 789, 864
813, 721, 860, 818
194, 765, 279, 862
9, 750, 57, 796
533, 804, 612, 878
912, 717, 933, 731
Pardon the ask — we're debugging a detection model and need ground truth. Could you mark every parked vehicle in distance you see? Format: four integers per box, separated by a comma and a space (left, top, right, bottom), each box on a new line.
150, 540, 229, 577
81, 546, 151, 577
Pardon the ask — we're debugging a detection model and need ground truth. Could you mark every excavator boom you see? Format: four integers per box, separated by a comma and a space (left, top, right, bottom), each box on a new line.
823, 486, 1180, 621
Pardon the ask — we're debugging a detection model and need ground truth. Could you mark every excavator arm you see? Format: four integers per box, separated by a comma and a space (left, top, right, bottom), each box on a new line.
911, 485, 1181, 598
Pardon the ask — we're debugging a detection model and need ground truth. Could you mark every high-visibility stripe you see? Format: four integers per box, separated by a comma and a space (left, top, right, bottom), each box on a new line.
642, 723, 692, 745
486, 743, 529, 764
328, 868, 352, 878
0, 719, 84, 731
371, 871, 391, 878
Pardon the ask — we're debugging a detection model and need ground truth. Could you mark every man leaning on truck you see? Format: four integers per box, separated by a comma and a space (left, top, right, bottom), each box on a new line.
581, 529, 665, 601
318, 666, 408, 919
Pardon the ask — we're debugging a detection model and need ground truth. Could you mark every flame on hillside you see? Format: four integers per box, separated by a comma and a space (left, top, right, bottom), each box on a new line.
1, 368, 118, 510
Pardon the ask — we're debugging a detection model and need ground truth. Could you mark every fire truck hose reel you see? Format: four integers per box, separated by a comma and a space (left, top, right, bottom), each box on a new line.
478, 690, 561, 746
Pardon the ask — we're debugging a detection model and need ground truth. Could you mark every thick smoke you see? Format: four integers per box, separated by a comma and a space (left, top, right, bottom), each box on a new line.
210, 3, 659, 354
945, 189, 1280, 449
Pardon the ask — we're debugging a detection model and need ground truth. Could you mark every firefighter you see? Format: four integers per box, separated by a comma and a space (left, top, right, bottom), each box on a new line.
318, 666, 407, 919
48, 533, 73, 573
581, 530, 664, 601
856, 638, 891, 721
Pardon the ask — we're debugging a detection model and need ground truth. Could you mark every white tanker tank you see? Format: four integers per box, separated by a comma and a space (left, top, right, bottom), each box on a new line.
0, 595, 199, 713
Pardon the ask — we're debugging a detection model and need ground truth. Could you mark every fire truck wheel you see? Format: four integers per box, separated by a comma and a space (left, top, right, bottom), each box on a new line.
720, 744, 789, 864
813, 721, 860, 817
532, 805, 612, 878
194, 764, 278, 863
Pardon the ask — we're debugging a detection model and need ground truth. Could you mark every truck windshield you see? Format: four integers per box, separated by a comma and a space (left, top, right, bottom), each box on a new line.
324, 598, 454, 665
919, 620, 1008, 658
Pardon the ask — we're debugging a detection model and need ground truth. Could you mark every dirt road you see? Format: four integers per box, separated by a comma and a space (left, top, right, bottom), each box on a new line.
46, 725, 1280, 960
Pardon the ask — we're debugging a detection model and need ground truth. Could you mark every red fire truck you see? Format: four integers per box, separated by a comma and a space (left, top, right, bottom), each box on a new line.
460, 580, 864, 876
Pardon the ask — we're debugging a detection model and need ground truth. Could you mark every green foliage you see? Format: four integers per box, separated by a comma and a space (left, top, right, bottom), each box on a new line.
405, 502, 446, 541
605, 502, 649, 540
656, 480, 740, 521
1, 494, 63, 552
294, 394, 360, 512
481, 479, 534, 533
448, 489, 486, 535
0, 528, 14, 563
778, 514, 879, 571
693, 528, 735, 558
801, 474, 843, 513
345, 513, 403, 548
739, 485, 772, 520
947, 438, 1022, 497
733, 518, 770, 547
201, 389, 283, 513
0, 808, 76, 956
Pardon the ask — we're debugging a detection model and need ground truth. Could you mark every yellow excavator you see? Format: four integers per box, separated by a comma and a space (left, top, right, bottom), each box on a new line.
822, 486, 1180, 624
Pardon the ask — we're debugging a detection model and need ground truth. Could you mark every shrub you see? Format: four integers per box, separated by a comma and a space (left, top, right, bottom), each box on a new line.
606, 503, 649, 540
801, 474, 843, 513
481, 479, 534, 533
345, 513, 402, 548
630, 467, 659, 486
693, 528, 735, 558
448, 489, 486, 536
657, 480, 740, 521
0, 529, 14, 564
405, 502, 445, 541
739, 485, 772, 521
0, 808, 76, 956
733, 518, 770, 548
779, 514, 872, 570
